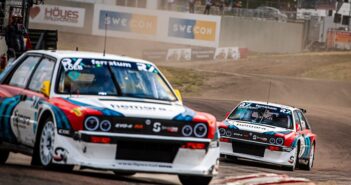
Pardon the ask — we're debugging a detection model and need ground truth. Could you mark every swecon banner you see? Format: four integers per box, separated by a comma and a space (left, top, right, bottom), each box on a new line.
92, 4, 221, 47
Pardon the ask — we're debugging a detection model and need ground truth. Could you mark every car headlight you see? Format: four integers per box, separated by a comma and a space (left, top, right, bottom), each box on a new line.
100, 120, 112, 132
269, 138, 276, 144
84, 116, 99, 131
182, 125, 193, 136
194, 123, 208, 138
276, 138, 284, 145
219, 128, 226, 136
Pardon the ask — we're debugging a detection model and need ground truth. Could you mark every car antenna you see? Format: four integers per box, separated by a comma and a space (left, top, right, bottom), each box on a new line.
103, 13, 108, 57
259, 80, 272, 124
266, 80, 272, 104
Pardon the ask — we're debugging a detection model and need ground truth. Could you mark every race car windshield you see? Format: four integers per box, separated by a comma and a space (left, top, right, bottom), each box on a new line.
228, 102, 294, 129
56, 58, 177, 101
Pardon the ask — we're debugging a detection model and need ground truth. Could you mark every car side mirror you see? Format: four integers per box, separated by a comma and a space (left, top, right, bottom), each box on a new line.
295, 123, 300, 131
225, 112, 230, 118
174, 89, 182, 104
40, 80, 51, 97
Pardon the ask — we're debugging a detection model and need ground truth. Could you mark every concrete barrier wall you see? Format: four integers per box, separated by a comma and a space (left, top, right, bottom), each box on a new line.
219, 16, 305, 53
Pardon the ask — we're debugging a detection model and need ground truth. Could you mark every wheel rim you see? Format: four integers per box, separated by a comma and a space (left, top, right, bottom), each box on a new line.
309, 144, 315, 169
39, 121, 55, 166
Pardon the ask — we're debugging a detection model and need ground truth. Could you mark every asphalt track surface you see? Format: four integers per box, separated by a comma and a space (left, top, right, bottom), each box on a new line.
0, 98, 350, 185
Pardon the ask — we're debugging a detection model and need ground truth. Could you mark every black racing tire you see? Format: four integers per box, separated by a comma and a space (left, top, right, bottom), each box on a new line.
300, 143, 315, 171
225, 155, 238, 162
282, 165, 294, 171
33, 117, 73, 172
0, 149, 10, 164
113, 171, 136, 176
178, 175, 212, 185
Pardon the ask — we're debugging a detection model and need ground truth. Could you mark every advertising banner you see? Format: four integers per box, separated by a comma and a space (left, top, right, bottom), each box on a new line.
191, 48, 216, 60
29, 5, 85, 27
214, 47, 241, 60
142, 50, 168, 61
142, 47, 246, 62
327, 30, 351, 49
166, 48, 192, 61
92, 4, 221, 47
168, 18, 217, 41
98, 10, 157, 35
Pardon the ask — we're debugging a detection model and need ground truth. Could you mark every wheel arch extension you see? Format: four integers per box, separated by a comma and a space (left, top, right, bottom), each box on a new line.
37, 108, 56, 132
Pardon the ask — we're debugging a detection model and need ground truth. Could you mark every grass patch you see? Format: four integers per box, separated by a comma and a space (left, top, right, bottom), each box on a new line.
300, 61, 351, 81
158, 66, 207, 96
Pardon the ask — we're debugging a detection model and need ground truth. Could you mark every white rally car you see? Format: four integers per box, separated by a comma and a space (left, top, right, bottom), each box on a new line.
219, 101, 316, 171
0, 50, 220, 185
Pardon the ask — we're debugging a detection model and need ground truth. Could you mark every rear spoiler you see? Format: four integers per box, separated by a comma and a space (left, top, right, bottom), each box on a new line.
299, 108, 307, 114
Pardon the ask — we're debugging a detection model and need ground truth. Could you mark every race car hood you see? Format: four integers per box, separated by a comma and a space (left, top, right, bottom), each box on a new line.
65, 97, 191, 120
223, 119, 290, 134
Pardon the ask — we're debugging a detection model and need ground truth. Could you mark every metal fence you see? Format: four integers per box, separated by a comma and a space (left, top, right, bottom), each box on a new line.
193, 5, 295, 22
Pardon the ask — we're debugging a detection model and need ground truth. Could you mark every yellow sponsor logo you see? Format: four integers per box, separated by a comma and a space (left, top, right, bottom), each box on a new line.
130, 14, 157, 35
194, 20, 216, 41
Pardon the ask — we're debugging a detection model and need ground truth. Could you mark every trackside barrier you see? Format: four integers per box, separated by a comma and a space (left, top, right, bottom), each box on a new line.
142, 47, 248, 62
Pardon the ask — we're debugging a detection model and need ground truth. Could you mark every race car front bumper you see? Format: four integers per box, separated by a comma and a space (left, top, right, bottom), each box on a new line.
220, 138, 296, 167
53, 131, 220, 176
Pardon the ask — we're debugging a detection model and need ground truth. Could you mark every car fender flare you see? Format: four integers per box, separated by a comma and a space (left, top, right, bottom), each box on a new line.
37, 105, 57, 131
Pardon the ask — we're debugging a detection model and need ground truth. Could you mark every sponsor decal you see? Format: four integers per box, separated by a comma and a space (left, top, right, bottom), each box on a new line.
99, 10, 157, 35
232, 132, 242, 137
61, 58, 83, 71
91, 59, 132, 68
12, 110, 31, 128
54, 147, 68, 162
58, 129, 71, 135
117, 161, 172, 168
256, 136, 268, 142
152, 121, 178, 133
168, 18, 216, 41
152, 122, 162, 133
235, 123, 268, 131
137, 63, 158, 73
115, 123, 133, 129
134, 124, 144, 129
110, 104, 167, 111
30, 5, 85, 27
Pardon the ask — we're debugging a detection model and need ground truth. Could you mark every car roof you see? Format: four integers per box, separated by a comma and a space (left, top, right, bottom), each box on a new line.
241, 100, 297, 111
26, 50, 154, 65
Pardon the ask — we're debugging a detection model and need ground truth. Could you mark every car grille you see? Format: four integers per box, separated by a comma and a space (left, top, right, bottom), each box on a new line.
232, 141, 265, 157
116, 141, 180, 163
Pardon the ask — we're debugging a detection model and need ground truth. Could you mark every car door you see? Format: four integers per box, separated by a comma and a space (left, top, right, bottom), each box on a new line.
293, 110, 306, 157
297, 111, 312, 159
14, 56, 56, 147
0, 55, 41, 144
